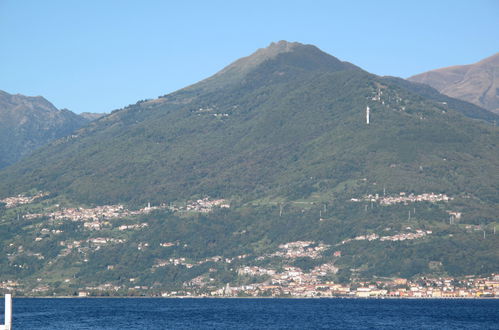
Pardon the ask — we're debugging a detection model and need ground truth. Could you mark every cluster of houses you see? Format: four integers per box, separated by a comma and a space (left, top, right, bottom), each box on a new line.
80, 283, 122, 295
23, 204, 152, 222
17, 197, 230, 239
153, 254, 249, 269
195, 105, 230, 118
179, 269, 499, 298
257, 241, 330, 261
20, 197, 229, 223
351, 192, 453, 205
350, 276, 499, 298
35, 228, 64, 241
230, 263, 339, 296
339, 228, 431, 245
180, 241, 340, 296
57, 237, 126, 256
136, 238, 499, 298
370, 86, 408, 112
173, 272, 499, 298
162, 241, 499, 298
0, 192, 48, 208
118, 223, 149, 231
0, 280, 19, 291
87, 237, 125, 247
170, 198, 230, 213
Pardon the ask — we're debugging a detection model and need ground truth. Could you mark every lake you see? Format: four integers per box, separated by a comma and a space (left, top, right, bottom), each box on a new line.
6, 298, 499, 329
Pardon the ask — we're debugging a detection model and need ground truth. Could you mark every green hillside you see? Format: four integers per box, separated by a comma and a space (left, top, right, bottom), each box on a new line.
0, 41, 497, 295
0, 42, 497, 207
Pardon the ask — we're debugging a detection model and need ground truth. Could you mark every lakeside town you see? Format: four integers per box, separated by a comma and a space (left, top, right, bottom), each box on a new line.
1, 239, 498, 298
1, 272, 498, 299
204, 274, 499, 298
1, 192, 497, 299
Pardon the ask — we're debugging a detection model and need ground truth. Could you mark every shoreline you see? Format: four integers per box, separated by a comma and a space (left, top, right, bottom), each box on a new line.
10, 295, 499, 300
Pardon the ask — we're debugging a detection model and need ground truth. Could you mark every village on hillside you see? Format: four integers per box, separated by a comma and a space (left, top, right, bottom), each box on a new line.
1, 237, 498, 298
1, 192, 497, 299
0, 193, 230, 227
350, 192, 453, 205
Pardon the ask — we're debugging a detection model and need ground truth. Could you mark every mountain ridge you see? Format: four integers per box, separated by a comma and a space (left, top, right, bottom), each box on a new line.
408, 52, 499, 114
0, 42, 497, 208
0, 90, 96, 168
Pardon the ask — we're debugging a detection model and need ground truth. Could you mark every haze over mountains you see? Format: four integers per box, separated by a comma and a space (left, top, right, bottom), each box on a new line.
0, 90, 103, 169
409, 53, 499, 114
0, 41, 497, 294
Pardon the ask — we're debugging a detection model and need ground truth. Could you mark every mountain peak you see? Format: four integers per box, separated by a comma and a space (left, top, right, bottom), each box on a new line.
179, 41, 358, 95
0, 90, 57, 114
257, 40, 302, 56
215, 40, 304, 77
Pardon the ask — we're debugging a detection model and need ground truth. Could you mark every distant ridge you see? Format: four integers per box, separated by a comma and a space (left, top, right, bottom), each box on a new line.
0, 90, 97, 168
408, 53, 499, 114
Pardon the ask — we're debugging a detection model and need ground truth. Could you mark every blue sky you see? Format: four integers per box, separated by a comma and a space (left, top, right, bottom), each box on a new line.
1, 0, 498, 114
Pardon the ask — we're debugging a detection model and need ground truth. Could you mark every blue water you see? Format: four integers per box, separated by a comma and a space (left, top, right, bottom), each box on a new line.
4, 298, 499, 329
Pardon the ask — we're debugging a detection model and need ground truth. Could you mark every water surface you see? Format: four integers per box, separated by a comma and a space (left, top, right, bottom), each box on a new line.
6, 298, 499, 329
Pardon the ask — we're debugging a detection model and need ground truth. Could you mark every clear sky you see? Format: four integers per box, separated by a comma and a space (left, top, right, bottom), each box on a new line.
1, 0, 498, 114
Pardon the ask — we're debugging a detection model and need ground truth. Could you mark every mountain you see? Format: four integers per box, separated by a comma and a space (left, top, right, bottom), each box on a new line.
408, 53, 499, 114
0, 41, 496, 205
0, 90, 97, 168
184, 41, 361, 93
0, 41, 497, 294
